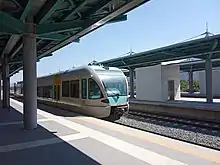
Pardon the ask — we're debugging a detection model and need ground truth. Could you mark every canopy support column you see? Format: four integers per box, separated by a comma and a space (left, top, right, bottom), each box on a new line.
188, 70, 193, 94
23, 17, 37, 130
129, 68, 135, 98
205, 56, 213, 103
2, 56, 10, 110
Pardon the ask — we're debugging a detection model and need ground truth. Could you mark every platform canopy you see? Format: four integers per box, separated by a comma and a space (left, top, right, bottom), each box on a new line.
0, 0, 149, 76
179, 58, 220, 72
99, 34, 220, 69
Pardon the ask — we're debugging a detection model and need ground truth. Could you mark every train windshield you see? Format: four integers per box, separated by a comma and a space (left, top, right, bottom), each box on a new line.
99, 75, 127, 97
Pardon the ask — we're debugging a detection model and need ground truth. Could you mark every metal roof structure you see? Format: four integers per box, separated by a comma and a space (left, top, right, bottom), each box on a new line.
179, 58, 220, 72
121, 58, 220, 77
0, 0, 149, 77
99, 34, 220, 69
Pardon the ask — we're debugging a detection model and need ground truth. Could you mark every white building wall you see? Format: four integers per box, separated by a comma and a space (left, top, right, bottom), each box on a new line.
136, 65, 162, 101
199, 69, 220, 95
198, 71, 206, 95
136, 64, 180, 101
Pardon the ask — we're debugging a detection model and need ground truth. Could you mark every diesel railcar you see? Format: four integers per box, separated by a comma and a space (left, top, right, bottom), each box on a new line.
16, 64, 129, 120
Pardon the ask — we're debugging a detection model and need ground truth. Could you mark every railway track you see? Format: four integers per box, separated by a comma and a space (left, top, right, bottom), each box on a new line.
126, 111, 220, 130
114, 111, 220, 151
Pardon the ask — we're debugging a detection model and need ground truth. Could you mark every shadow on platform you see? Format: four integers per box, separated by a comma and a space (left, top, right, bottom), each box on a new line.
0, 105, 100, 165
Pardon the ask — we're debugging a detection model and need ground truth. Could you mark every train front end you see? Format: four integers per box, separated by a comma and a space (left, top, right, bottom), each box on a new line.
96, 67, 129, 120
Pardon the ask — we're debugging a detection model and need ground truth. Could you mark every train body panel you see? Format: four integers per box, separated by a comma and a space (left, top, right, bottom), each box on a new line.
15, 65, 129, 120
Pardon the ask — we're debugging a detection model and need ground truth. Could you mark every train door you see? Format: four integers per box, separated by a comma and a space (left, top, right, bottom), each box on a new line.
54, 85, 57, 100
80, 78, 88, 109
168, 80, 175, 100
53, 74, 61, 101
54, 85, 60, 101
57, 85, 60, 100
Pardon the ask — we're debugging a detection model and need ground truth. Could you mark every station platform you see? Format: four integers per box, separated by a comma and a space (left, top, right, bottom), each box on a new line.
130, 98, 220, 123
130, 98, 220, 110
181, 92, 220, 100
0, 99, 220, 165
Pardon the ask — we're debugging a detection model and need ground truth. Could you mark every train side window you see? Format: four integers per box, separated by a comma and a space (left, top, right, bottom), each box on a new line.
62, 81, 70, 97
88, 78, 102, 99
37, 87, 40, 97
70, 80, 79, 98
81, 79, 87, 99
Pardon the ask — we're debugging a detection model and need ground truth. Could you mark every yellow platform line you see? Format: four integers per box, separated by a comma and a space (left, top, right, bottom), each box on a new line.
75, 116, 220, 164
10, 98, 220, 164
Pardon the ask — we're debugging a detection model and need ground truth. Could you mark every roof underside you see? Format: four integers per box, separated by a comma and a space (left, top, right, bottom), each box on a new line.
179, 59, 220, 72
0, 0, 149, 76
100, 34, 220, 69
122, 59, 220, 77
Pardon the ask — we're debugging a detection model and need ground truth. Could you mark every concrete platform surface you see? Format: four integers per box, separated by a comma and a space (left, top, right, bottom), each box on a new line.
0, 98, 219, 165
130, 98, 220, 111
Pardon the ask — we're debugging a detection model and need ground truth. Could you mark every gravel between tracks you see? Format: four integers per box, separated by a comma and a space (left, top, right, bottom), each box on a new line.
116, 114, 220, 150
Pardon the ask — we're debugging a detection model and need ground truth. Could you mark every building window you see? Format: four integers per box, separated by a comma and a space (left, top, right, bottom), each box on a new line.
62, 81, 69, 97
70, 80, 79, 98
88, 78, 102, 99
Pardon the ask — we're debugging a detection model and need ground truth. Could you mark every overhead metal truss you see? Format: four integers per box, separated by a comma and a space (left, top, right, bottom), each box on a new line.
0, 0, 149, 76
180, 58, 220, 72
100, 34, 220, 69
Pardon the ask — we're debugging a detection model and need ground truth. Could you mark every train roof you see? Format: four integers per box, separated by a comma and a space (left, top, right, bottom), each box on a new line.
16, 64, 123, 84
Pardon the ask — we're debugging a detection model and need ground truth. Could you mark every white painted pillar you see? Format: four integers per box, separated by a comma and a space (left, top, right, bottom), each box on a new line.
23, 17, 37, 130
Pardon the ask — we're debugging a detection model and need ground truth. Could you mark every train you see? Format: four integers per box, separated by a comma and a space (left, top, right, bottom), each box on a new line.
15, 63, 129, 120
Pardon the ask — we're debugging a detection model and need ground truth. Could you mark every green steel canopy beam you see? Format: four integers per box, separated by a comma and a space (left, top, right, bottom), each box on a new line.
59, 0, 87, 21
37, 34, 80, 42
0, 11, 24, 34
72, 38, 80, 43
9, 61, 22, 65
36, 20, 83, 35
36, 0, 66, 24
8, 53, 53, 64
36, 15, 127, 35
106, 14, 127, 24
20, 0, 34, 21
0, 25, 20, 35
9, 40, 23, 59
8, 0, 60, 60
37, 33, 68, 41
80, 0, 112, 18
42, 53, 53, 58
37, 0, 146, 60
9, 0, 147, 76
2, 0, 33, 59
7, 0, 61, 62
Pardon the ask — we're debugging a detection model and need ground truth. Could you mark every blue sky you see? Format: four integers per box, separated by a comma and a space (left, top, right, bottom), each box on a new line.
10, 0, 220, 84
